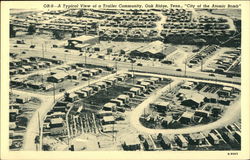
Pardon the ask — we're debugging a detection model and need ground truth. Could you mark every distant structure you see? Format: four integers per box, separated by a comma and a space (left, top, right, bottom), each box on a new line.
129, 41, 176, 60
67, 35, 100, 50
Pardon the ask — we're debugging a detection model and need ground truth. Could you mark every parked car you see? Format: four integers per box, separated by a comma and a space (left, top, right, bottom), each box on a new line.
176, 68, 182, 71
209, 74, 215, 77
59, 88, 65, 92
30, 45, 36, 48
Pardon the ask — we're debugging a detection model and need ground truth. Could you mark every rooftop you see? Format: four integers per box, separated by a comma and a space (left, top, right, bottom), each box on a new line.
181, 111, 194, 119
69, 35, 99, 42
50, 118, 63, 124
103, 116, 115, 122
104, 102, 116, 108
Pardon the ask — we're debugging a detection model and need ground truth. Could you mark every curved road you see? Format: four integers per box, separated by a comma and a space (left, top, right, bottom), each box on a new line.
16, 70, 125, 151
129, 73, 241, 135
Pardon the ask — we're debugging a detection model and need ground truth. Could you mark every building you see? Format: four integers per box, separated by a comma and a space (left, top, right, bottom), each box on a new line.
43, 83, 54, 91
179, 111, 194, 125
161, 116, 173, 128
207, 133, 220, 145
123, 136, 141, 151
110, 99, 124, 106
75, 90, 88, 98
143, 136, 156, 151
102, 116, 115, 125
103, 102, 117, 111
130, 41, 166, 60
53, 105, 67, 112
175, 135, 188, 149
180, 81, 194, 89
150, 101, 169, 113
140, 81, 151, 90
233, 131, 241, 143
124, 91, 135, 98
188, 133, 206, 145
159, 135, 172, 150
117, 94, 130, 103
47, 72, 69, 83
67, 35, 99, 50
217, 86, 234, 97
102, 124, 117, 132
194, 110, 210, 118
181, 93, 205, 109
90, 85, 101, 92
95, 82, 107, 89
97, 110, 113, 118
65, 93, 78, 102
81, 87, 93, 96
49, 118, 64, 128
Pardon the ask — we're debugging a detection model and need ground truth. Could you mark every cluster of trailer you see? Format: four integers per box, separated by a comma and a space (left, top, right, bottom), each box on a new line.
123, 120, 241, 151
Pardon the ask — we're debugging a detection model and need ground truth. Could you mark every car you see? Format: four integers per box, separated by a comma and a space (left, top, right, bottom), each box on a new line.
176, 68, 182, 71
30, 45, 35, 48
13, 45, 18, 48
64, 50, 68, 52
22, 51, 26, 54
59, 88, 65, 92
209, 74, 215, 77
79, 53, 83, 56
52, 55, 57, 58
137, 63, 143, 66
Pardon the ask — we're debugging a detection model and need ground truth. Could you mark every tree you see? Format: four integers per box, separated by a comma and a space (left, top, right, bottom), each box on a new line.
71, 31, 76, 38
27, 24, 36, 35
77, 10, 84, 17
52, 30, 64, 40
10, 24, 16, 38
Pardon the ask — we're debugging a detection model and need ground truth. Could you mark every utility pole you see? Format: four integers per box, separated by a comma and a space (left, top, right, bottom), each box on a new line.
131, 62, 134, 84
112, 123, 114, 144
115, 61, 118, 75
201, 59, 203, 72
53, 83, 55, 103
42, 44, 44, 58
85, 51, 87, 66
184, 61, 187, 77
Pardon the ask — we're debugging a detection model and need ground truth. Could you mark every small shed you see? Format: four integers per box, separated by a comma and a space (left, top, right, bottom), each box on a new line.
130, 87, 141, 95
75, 90, 88, 98
102, 116, 115, 125
123, 136, 141, 151
117, 94, 130, 103
207, 133, 220, 145
150, 101, 169, 112
50, 118, 64, 128
81, 87, 93, 96
188, 133, 206, 145
103, 102, 117, 111
179, 112, 194, 125
175, 135, 188, 148
66, 93, 78, 102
